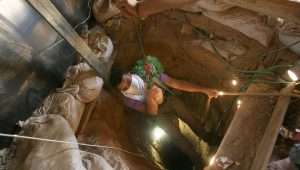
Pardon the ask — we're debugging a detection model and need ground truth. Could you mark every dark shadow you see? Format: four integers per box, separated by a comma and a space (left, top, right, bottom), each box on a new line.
159, 139, 194, 170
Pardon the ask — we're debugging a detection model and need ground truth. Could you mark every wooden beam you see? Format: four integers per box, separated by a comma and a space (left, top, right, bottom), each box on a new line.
251, 84, 295, 170
26, 0, 108, 79
222, 0, 300, 24
209, 84, 277, 170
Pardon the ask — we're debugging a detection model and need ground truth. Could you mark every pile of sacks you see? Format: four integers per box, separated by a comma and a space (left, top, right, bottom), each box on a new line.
33, 62, 103, 131
6, 62, 109, 170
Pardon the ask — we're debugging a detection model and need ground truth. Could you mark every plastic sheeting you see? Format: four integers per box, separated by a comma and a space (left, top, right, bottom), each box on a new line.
279, 22, 300, 55
181, 0, 234, 13
204, 8, 274, 47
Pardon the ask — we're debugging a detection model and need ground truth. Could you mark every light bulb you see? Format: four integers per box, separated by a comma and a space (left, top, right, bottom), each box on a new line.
218, 91, 224, 96
152, 127, 166, 141
237, 100, 242, 105
127, 0, 139, 6
231, 79, 238, 86
209, 155, 216, 166
237, 100, 242, 109
289, 0, 300, 3
287, 70, 299, 82
276, 17, 284, 24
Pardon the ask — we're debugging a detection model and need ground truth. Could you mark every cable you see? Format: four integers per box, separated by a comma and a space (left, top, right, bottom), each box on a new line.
0, 132, 165, 169
217, 91, 300, 98
37, 0, 92, 55
73, 0, 92, 30
0, 133, 143, 158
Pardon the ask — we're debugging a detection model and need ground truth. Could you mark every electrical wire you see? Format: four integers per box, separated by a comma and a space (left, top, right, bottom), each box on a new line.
73, 0, 92, 30
0, 132, 165, 169
0, 132, 144, 158
217, 91, 300, 98
37, 0, 92, 55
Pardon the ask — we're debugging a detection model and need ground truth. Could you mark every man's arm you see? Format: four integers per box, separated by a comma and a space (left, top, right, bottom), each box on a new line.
146, 85, 164, 115
160, 74, 218, 98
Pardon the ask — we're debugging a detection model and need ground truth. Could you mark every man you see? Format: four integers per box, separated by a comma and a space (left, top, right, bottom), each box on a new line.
110, 59, 218, 116
110, 56, 218, 169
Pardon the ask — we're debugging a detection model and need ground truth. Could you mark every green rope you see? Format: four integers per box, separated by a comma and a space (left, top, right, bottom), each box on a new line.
136, 19, 146, 58
135, 19, 174, 94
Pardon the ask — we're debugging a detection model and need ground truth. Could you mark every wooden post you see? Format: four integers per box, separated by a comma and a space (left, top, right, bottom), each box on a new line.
207, 84, 295, 170
222, 0, 300, 24
209, 84, 277, 170
26, 0, 108, 79
251, 84, 295, 170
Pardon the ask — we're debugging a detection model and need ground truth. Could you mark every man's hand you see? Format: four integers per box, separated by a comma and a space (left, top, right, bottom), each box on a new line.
279, 126, 293, 139
207, 89, 218, 99
115, 0, 140, 18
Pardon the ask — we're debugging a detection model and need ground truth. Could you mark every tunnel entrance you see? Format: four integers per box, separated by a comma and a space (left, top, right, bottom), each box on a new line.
159, 139, 195, 170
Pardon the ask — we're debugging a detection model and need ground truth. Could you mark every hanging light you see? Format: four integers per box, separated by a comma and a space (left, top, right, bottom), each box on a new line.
231, 79, 238, 86
209, 155, 216, 166
281, 60, 300, 82
237, 100, 242, 109
289, 0, 300, 3
276, 17, 284, 24
152, 126, 166, 141
127, 0, 139, 6
287, 70, 299, 82
218, 91, 224, 96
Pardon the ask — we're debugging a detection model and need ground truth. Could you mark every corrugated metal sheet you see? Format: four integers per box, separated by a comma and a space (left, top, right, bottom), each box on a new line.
0, 0, 89, 148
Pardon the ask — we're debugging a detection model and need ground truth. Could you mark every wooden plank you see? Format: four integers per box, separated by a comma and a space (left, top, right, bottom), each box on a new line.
26, 0, 108, 79
210, 84, 277, 170
251, 84, 295, 170
76, 100, 97, 135
223, 0, 300, 24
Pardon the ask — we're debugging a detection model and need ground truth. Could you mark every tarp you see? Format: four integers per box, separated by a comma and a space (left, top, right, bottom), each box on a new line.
181, 0, 234, 12
204, 8, 274, 47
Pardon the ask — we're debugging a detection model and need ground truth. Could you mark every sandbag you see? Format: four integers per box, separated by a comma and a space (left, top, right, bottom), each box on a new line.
34, 88, 85, 132
88, 26, 114, 62
34, 63, 103, 132
64, 63, 104, 104
81, 151, 114, 170
8, 115, 86, 170
278, 22, 300, 55
33, 62, 103, 131
93, 0, 120, 23
0, 148, 10, 170
204, 8, 274, 47
181, 0, 234, 13
78, 136, 130, 170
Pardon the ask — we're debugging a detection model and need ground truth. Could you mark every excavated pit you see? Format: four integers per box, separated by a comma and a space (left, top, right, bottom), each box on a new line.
1, 0, 300, 170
